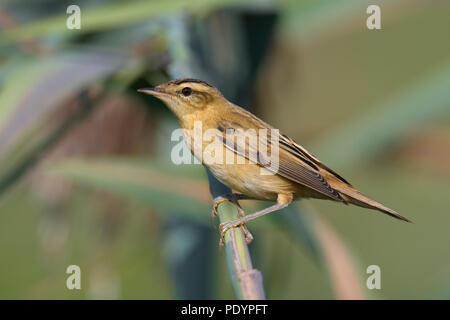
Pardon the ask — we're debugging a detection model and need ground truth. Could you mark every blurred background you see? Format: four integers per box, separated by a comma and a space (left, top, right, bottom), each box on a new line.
0, 0, 449, 299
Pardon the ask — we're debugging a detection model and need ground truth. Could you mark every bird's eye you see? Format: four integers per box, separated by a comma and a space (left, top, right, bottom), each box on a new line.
182, 87, 192, 96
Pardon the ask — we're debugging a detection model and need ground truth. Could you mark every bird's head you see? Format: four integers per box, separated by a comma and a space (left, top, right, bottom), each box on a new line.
138, 78, 225, 120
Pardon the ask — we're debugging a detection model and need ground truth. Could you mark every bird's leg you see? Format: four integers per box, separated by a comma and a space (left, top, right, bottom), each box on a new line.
219, 194, 293, 246
211, 193, 254, 243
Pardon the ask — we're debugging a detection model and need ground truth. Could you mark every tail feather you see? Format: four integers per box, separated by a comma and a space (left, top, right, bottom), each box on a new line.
317, 168, 411, 222
333, 185, 411, 223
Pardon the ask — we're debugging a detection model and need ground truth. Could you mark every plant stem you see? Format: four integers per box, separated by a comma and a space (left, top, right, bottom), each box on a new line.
207, 171, 265, 300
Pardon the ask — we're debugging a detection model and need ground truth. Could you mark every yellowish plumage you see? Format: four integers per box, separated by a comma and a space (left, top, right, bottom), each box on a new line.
139, 78, 410, 243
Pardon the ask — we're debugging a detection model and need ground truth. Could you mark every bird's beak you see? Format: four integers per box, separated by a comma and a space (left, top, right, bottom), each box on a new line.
137, 87, 168, 97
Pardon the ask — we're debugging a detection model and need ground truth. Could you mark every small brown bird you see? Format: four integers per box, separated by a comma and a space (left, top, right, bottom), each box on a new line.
139, 78, 409, 244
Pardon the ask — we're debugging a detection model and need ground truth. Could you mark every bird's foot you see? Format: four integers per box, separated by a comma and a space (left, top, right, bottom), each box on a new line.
211, 194, 253, 245
218, 218, 253, 246
211, 195, 232, 226
211, 194, 247, 224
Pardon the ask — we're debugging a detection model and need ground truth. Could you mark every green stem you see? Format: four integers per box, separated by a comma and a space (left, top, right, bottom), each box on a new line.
207, 171, 265, 300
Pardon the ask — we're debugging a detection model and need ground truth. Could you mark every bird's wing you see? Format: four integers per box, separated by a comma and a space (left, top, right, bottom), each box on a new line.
279, 133, 352, 186
216, 116, 345, 203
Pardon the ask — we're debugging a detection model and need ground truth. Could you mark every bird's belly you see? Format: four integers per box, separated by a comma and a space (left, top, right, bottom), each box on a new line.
207, 162, 295, 201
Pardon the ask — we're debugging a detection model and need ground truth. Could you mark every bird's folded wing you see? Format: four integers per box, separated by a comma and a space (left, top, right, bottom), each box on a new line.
280, 134, 351, 186
216, 121, 345, 203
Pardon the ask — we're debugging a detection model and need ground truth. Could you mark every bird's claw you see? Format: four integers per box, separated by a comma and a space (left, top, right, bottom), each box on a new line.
211, 195, 246, 226
219, 220, 253, 246
211, 195, 230, 228
212, 194, 253, 245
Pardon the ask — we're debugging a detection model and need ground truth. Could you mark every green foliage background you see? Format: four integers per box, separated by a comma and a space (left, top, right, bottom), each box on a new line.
0, 0, 449, 299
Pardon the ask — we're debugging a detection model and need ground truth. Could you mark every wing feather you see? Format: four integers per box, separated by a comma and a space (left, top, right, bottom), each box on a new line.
216, 117, 345, 202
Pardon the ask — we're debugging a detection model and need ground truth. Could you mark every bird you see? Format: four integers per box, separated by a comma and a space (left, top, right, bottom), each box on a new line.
138, 78, 410, 245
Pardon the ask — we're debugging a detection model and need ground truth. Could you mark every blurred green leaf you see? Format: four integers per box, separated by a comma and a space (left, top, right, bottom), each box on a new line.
46, 157, 212, 224
0, 50, 127, 195
0, 50, 126, 150
313, 59, 450, 168
281, 0, 367, 38
274, 203, 366, 299
0, 0, 256, 45
274, 205, 321, 260
303, 204, 366, 299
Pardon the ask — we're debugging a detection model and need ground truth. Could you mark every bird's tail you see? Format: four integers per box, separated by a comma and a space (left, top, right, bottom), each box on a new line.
330, 183, 411, 222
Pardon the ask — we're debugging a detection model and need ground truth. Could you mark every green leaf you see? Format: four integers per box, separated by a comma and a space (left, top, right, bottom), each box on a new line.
0, 0, 256, 46
280, 203, 366, 299
312, 59, 450, 168
0, 50, 127, 195
274, 205, 322, 260
45, 157, 212, 224
281, 0, 369, 38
